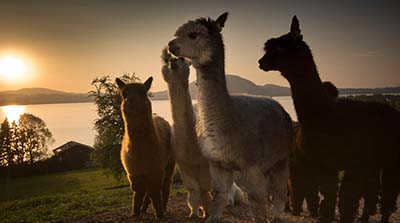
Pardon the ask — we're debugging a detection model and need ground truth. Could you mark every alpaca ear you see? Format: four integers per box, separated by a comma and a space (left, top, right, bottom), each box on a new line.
290, 15, 301, 39
144, 76, 153, 92
161, 47, 171, 64
216, 12, 229, 32
116, 78, 126, 90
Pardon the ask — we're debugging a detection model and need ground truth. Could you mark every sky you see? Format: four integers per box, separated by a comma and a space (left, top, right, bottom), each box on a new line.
0, 0, 399, 93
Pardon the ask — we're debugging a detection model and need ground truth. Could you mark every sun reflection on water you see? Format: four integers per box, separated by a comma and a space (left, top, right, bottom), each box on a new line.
1, 105, 25, 123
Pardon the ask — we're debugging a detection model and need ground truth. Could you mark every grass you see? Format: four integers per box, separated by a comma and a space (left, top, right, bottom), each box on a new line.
0, 168, 186, 223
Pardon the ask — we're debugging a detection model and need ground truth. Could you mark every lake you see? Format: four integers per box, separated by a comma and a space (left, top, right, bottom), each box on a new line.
0, 96, 296, 151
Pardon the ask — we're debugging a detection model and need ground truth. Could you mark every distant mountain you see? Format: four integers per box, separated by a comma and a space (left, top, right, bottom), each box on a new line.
152, 74, 400, 100
0, 88, 93, 106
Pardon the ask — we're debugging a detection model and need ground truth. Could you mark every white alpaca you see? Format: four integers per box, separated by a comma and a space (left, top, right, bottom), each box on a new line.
161, 48, 244, 218
168, 13, 293, 223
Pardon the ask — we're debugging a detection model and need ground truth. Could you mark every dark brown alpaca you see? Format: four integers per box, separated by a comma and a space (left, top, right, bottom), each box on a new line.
259, 16, 400, 223
117, 77, 175, 219
287, 81, 339, 217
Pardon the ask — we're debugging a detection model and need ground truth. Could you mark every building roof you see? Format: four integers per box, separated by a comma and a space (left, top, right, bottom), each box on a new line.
53, 141, 94, 155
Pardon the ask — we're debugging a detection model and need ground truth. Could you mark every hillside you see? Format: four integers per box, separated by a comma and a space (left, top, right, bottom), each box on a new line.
152, 74, 400, 100
0, 88, 93, 106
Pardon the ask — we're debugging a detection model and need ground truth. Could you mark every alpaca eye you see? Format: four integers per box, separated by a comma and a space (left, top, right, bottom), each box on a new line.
188, 32, 198, 39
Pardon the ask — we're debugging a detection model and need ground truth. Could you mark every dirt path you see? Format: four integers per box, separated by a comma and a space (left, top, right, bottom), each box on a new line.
57, 194, 399, 223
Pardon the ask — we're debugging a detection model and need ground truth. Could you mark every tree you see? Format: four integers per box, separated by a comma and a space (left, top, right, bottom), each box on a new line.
90, 73, 141, 181
0, 119, 12, 166
12, 114, 54, 164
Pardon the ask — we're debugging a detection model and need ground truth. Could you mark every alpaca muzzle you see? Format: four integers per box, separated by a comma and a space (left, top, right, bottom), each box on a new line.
168, 40, 180, 57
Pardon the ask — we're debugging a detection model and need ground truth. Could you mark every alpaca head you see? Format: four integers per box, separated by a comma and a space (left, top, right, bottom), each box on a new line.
258, 16, 313, 78
322, 81, 339, 99
116, 77, 153, 117
168, 12, 228, 65
161, 47, 191, 84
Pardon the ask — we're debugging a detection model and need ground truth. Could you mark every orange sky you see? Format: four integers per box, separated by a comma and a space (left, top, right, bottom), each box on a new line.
0, 0, 399, 93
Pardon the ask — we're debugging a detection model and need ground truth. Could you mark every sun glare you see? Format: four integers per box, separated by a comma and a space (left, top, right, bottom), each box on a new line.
0, 55, 27, 80
2, 105, 25, 123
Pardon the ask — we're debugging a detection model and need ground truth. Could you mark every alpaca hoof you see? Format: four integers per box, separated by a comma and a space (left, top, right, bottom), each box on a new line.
310, 212, 319, 218
292, 210, 301, 216
189, 213, 200, 219
131, 212, 140, 218
156, 213, 165, 219
318, 217, 333, 223
206, 216, 221, 223
140, 207, 148, 213
359, 215, 369, 223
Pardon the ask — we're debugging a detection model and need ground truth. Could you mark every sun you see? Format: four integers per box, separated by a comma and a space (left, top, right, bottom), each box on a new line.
0, 55, 27, 79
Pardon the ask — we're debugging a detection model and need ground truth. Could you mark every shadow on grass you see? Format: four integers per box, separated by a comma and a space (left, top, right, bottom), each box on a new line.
104, 184, 130, 190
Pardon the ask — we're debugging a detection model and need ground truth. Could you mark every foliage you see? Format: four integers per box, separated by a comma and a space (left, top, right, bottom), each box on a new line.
0, 114, 54, 167
89, 73, 140, 181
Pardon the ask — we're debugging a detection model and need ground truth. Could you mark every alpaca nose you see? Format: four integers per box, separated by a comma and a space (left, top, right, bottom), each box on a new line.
168, 40, 180, 56
168, 40, 176, 47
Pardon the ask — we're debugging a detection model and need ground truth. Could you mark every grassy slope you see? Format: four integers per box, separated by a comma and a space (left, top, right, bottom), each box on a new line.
0, 169, 185, 223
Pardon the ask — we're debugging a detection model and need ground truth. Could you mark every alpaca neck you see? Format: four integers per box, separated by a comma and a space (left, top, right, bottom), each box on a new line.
193, 44, 233, 128
285, 60, 331, 126
124, 112, 158, 148
167, 81, 196, 131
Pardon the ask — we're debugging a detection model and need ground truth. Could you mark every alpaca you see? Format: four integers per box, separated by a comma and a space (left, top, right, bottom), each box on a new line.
117, 77, 175, 219
168, 12, 293, 222
258, 16, 400, 223
288, 81, 339, 217
161, 48, 244, 217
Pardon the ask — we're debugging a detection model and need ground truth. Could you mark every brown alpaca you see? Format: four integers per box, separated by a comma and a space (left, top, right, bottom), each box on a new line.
117, 77, 175, 219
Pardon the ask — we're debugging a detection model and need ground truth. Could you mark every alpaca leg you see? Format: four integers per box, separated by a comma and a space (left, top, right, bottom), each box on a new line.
270, 159, 290, 214
162, 158, 175, 211
304, 166, 320, 217
130, 176, 147, 217
199, 162, 213, 217
381, 167, 400, 223
188, 190, 202, 218
232, 182, 245, 205
289, 175, 306, 216
304, 179, 320, 217
141, 195, 151, 213
360, 170, 380, 222
180, 165, 202, 218
206, 162, 234, 223
338, 170, 362, 223
285, 182, 292, 213
146, 176, 165, 219
200, 190, 213, 217
243, 167, 269, 223
318, 170, 338, 223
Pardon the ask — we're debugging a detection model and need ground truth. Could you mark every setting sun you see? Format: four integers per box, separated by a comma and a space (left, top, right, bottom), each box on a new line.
0, 55, 27, 79
1, 105, 25, 123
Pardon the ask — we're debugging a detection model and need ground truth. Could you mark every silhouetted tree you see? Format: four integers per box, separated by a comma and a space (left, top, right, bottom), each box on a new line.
90, 73, 141, 181
0, 119, 12, 166
13, 114, 54, 164
0, 114, 53, 166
